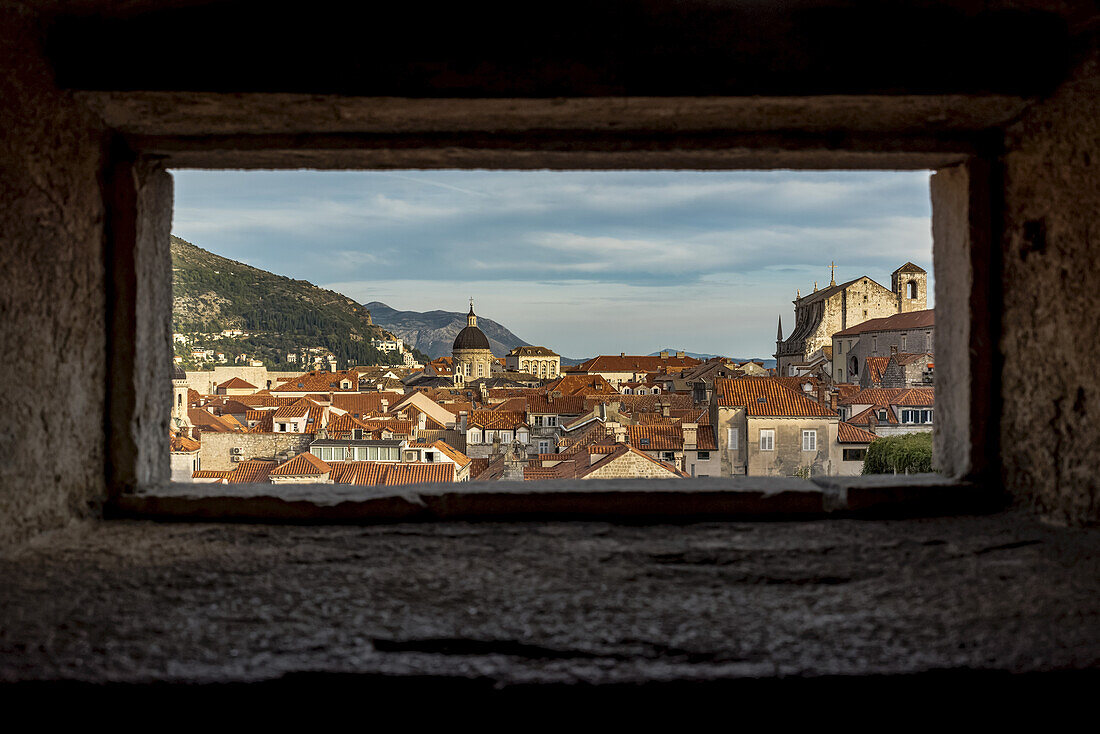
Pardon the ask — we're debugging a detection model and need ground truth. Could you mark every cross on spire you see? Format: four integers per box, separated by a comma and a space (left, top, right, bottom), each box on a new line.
830, 261, 836, 287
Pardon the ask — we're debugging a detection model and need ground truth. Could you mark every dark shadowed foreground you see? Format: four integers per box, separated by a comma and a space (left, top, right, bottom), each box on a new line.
1, 512, 1096, 695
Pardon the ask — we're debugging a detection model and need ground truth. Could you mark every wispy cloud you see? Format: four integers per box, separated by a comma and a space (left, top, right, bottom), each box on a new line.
173, 169, 933, 356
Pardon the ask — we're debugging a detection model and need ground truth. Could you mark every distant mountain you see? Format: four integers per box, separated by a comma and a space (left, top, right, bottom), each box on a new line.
649, 349, 776, 367
365, 301, 532, 359
171, 236, 396, 368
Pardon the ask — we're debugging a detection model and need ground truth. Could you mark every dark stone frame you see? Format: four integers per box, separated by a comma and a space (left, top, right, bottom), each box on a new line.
97, 95, 1003, 522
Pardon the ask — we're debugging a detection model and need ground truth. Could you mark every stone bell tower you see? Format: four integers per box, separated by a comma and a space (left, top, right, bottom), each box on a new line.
892, 262, 928, 313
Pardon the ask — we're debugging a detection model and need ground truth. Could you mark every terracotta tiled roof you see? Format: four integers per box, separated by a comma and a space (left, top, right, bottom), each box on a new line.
839, 387, 935, 407
169, 433, 200, 452
249, 412, 275, 432
324, 412, 371, 439
628, 425, 684, 451
833, 309, 934, 337
577, 354, 702, 373
187, 408, 245, 433
360, 418, 414, 436
696, 425, 717, 451
491, 397, 528, 413
224, 459, 277, 483
270, 452, 330, 476
526, 394, 587, 415
233, 394, 279, 407
218, 377, 257, 389
272, 398, 314, 418
469, 457, 491, 480
271, 369, 361, 393
191, 470, 228, 480
848, 406, 900, 426
487, 388, 541, 399
838, 422, 879, 443
331, 462, 454, 485
544, 374, 618, 396
715, 377, 837, 417
468, 410, 527, 430
865, 356, 890, 385
427, 440, 471, 468
331, 392, 405, 418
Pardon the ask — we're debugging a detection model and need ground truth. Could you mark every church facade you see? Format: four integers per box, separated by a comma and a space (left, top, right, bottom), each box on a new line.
452, 302, 496, 386
775, 263, 927, 376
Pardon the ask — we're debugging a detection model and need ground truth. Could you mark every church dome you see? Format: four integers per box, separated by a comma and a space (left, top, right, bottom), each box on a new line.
453, 302, 492, 351
453, 324, 490, 351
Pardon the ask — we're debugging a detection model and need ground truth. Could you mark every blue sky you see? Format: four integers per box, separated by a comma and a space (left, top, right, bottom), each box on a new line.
172, 170, 933, 359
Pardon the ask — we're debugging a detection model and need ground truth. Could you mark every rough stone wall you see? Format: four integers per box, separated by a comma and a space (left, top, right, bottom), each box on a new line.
1001, 44, 1100, 524
584, 452, 681, 480
184, 367, 299, 394
714, 406, 747, 476
199, 433, 311, 472
0, 8, 108, 545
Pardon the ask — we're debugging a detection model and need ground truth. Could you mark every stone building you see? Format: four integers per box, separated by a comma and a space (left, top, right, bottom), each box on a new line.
505, 346, 561, 379
710, 377, 842, 477
775, 263, 927, 376
832, 309, 934, 384
451, 302, 496, 386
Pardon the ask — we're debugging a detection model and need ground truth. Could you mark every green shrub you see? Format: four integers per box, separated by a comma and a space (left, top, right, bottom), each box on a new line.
861, 432, 934, 474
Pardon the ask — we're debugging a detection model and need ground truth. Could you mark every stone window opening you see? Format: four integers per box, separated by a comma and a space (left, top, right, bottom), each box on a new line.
93, 99, 1000, 522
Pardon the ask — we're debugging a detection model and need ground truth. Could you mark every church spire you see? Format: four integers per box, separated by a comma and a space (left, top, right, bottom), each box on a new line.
776, 315, 783, 342
830, 261, 836, 287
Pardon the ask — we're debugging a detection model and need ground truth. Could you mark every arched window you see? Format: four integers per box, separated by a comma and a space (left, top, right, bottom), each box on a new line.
908, 281, 917, 299
849, 355, 859, 376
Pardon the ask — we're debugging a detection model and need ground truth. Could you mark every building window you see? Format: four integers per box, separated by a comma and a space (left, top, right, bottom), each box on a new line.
843, 448, 867, 461
546, 416, 557, 426
662, 452, 675, 462
697, 451, 710, 460
802, 430, 817, 451
538, 440, 549, 453
759, 429, 775, 451
901, 334, 907, 350
727, 427, 739, 450
534, 416, 543, 426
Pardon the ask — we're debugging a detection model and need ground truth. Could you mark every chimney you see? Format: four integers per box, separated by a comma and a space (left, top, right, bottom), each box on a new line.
599, 402, 607, 420
380, 398, 389, 412
682, 422, 698, 450
620, 352, 626, 358
459, 410, 468, 432
676, 351, 685, 358
661, 401, 670, 418
660, 351, 669, 359
613, 424, 627, 443
890, 345, 899, 357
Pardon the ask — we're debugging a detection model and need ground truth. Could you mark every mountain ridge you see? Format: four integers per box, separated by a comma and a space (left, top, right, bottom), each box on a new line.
363, 301, 532, 360
171, 236, 398, 369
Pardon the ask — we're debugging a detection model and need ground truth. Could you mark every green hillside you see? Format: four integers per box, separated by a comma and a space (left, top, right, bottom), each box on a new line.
171, 235, 418, 370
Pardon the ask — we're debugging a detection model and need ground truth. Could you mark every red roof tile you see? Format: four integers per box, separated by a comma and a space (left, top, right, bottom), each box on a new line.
838, 422, 879, 443
833, 309, 934, 337
715, 377, 836, 417
224, 459, 277, 483
218, 377, 257, 389
270, 452, 330, 476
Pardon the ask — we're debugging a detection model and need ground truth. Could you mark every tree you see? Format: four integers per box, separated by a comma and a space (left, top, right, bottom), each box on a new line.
861, 432, 934, 474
